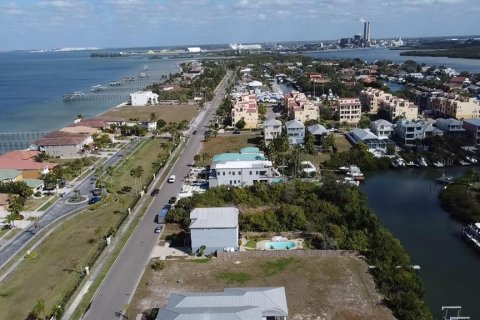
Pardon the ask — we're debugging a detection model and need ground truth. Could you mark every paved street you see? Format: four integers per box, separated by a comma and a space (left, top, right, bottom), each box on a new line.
82, 71, 232, 320
0, 139, 141, 270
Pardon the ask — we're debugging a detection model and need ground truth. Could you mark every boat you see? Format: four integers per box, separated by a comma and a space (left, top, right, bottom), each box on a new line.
459, 159, 471, 166
463, 223, 480, 250
124, 76, 135, 82
138, 72, 148, 79
432, 161, 444, 168
63, 91, 85, 101
343, 177, 360, 186
436, 173, 453, 184
91, 84, 107, 92
466, 156, 478, 164
109, 81, 121, 86
346, 165, 365, 181
406, 161, 419, 167
417, 157, 428, 167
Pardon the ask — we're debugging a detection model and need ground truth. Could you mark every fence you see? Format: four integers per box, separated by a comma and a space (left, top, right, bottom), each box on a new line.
216, 249, 357, 260
0, 132, 49, 154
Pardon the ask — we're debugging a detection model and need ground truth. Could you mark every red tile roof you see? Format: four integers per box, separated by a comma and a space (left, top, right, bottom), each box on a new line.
34, 131, 90, 146
0, 158, 57, 171
0, 150, 39, 160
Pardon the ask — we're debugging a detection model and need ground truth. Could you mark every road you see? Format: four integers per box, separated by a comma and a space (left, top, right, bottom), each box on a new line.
0, 139, 141, 270
83, 71, 232, 320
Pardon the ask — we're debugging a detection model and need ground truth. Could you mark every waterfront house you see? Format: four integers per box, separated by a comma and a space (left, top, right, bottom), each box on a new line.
128, 90, 159, 106
208, 147, 280, 187
370, 119, 394, 139
307, 124, 328, 144
189, 207, 239, 255
285, 91, 319, 123
156, 287, 288, 320
359, 87, 393, 114
263, 118, 282, 145
33, 131, 93, 158
463, 118, 480, 143
285, 119, 305, 145
0, 150, 57, 179
435, 118, 465, 136
381, 98, 419, 121
347, 128, 396, 150
336, 98, 361, 124
394, 119, 443, 146
231, 94, 259, 129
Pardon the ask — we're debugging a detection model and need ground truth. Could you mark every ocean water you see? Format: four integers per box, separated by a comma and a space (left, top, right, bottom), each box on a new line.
306, 48, 480, 73
0, 50, 181, 133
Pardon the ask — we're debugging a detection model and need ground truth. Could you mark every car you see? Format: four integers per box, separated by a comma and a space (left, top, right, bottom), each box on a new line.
151, 188, 160, 196
92, 188, 101, 196
168, 196, 177, 204
167, 175, 176, 183
233, 130, 241, 134
154, 226, 163, 233
192, 130, 197, 135
88, 196, 101, 204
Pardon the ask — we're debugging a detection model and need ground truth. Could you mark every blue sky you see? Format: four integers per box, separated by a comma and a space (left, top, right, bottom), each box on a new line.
0, 0, 478, 50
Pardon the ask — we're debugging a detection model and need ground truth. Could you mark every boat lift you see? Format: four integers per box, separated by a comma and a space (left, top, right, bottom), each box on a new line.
442, 306, 470, 320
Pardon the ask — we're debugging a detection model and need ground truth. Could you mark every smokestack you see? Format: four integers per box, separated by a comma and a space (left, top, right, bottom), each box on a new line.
367, 22, 371, 43
363, 22, 367, 45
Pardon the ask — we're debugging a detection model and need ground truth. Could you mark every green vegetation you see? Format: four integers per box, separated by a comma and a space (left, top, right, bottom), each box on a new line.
324, 142, 390, 171
216, 272, 252, 284
262, 258, 299, 276
401, 46, 480, 59
150, 260, 166, 271
168, 179, 432, 319
441, 170, 480, 222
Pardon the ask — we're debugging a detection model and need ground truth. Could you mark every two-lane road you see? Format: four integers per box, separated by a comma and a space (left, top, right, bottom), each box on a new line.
83, 71, 232, 320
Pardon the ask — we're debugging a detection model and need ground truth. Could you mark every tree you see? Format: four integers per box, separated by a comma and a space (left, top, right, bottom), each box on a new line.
31, 299, 45, 319
156, 119, 166, 130
304, 130, 316, 154
358, 115, 371, 129
235, 118, 246, 130
34, 153, 49, 163
130, 166, 144, 192
7, 195, 23, 225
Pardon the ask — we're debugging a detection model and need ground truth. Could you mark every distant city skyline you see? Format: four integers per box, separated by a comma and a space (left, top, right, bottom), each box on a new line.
0, 0, 478, 51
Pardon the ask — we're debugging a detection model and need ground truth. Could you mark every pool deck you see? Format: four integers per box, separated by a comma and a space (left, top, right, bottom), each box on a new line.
256, 239, 304, 250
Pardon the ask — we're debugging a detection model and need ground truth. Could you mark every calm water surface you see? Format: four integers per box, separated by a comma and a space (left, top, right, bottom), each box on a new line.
361, 167, 479, 318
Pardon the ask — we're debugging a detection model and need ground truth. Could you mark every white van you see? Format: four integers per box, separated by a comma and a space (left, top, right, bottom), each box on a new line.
167, 175, 176, 183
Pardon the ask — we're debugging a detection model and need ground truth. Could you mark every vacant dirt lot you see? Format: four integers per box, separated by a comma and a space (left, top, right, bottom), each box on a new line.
102, 105, 198, 123
129, 255, 394, 320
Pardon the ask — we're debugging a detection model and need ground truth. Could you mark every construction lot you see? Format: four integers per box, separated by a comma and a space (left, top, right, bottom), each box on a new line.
129, 255, 394, 320
102, 104, 199, 123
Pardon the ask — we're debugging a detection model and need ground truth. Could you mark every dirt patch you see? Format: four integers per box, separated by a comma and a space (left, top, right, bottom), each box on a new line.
102, 105, 198, 123
129, 255, 394, 320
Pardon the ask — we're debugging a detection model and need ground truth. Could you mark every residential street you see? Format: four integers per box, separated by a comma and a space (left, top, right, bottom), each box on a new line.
82, 71, 232, 320
0, 139, 141, 270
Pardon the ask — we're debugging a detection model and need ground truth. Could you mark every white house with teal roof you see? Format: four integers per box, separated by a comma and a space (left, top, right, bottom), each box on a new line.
209, 147, 281, 187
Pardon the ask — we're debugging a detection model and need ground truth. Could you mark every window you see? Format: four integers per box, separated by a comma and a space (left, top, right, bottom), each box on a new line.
232, 172, 235, 175
238, 171, 241, 175
249, 171, 252, 175
230, 180, 232, 185
222, 171, 225, 176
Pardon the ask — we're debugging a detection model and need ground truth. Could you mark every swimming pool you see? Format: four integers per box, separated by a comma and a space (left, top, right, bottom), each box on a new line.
264, 241, 296, 250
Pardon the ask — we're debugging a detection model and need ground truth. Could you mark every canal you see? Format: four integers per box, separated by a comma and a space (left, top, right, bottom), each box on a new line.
361, 167, 479, 318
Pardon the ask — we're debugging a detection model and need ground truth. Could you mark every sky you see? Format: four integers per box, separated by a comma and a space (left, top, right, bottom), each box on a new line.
0, 0, 479, 51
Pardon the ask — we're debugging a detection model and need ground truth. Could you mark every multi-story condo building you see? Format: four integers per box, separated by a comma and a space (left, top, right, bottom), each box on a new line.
336, 98, 361, 124
381, 98, 418, 121
285, 91, 319, 123
394, 119, 443, 146
359, 87, 393, 114
285, 119, 305, 145
263, 118, 283, 145
428, 96, 480, 120
231, 94, 258, 129
370, 119, 394, 139
208, 147, 281, 187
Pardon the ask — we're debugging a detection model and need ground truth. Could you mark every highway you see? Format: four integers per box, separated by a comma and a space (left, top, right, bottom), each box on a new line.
0, 139, 141, 271
83, 71, 232, 319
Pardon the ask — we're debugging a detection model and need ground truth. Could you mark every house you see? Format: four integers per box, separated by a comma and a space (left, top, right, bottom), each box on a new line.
347, 128, 396, 150
435, 118, 465, 135
285, 119, 305, 145
0, 169, 23, 183
156, 287, 288, 320
394, 119, 443, 146
285, 91, 319, 123
190, 207, 239, 255
428, 96, 480, 120
0, 193, 9, 212
33, 131, 93, 158
463, 118, 480, 143
0, 150, 57, 178
128, 90, 159, 106
208, 148, 280, 187
307, 124, 328, 144
370, 119, 394, 139
263, 118, 282, 145
336, 98, 361, 124
359, 87, 393, 114
231, 94, 259, 129
381, 97, 419, 121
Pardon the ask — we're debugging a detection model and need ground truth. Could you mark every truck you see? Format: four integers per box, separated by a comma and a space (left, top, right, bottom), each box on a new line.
156, 206, 170, 223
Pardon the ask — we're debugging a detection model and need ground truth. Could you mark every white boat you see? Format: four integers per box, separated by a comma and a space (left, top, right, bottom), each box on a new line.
63, 91, 85, 101
432, 161, 444, 168
138, 72, 148, 79
91, 84, 107, 92
109, 81, 121, 86
466, 156, 478, 164
463, 223, 480, 250
459, 160, 471, 166
417, 157, 428, 167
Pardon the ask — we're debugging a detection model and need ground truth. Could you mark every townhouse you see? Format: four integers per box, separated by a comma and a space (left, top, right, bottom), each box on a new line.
285, 91, 319, 123
231, 94, 259, 129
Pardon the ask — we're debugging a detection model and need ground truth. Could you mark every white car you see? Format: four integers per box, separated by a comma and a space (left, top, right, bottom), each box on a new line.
167, 175, 176, 183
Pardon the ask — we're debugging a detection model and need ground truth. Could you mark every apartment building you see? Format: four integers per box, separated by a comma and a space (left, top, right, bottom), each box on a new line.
381, 98, 419, 121
231, 94, 259, 129
336, 98, 361, 124
285, 91, 319, 123
359, 87, 393, 114
428, 96, 480, 120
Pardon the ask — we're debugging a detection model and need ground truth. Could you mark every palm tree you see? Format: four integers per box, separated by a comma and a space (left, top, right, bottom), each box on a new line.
7, 195, 23, 227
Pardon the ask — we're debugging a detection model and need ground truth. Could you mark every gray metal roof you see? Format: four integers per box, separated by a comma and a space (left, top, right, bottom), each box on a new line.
464, 118, 480, 126
307, 124, 327, 135
157, 287, 288, 320
285, 119, 305, 129
436, 118, 463, 126
263, 118, 282, 127
350, 128, 378, 141
190, 207, 239, 229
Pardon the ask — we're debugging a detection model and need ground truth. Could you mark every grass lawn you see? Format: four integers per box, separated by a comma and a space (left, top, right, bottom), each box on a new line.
0, 139, 169, 319
23, 196, 54, 212
305, 133, 353, 167
129, 256, 394, 320
195, 134, 262, 166
102, 105, 199, 123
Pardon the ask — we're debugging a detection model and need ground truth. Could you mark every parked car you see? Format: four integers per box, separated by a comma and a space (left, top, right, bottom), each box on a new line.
168, 196, 177, 204
88, 196, 101, 204
233, 130, 241, 134
151, 188, 160, 196
167, 175, 176, 183
192, 130, 197, 135
92, 188, 101, 196
154, 226, 163, 233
